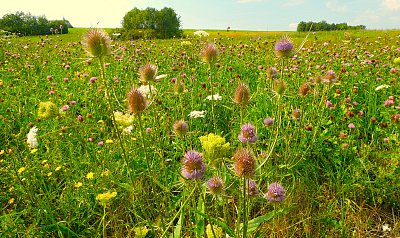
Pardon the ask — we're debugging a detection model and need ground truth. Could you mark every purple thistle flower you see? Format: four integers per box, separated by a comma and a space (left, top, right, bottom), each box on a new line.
247, 179, 259, 197
266, 182, 286, 203
181, 150, 206, 180
238, 123, 258, 143
275, 37, 293, 58
207, 176, 224, 195
263, 117, 274, 127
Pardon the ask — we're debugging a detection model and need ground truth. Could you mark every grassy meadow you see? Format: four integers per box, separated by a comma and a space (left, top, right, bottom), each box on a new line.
1, 28, 400, 237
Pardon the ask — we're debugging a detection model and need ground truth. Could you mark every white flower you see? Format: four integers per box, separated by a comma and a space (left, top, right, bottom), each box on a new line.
188, 110, 206, 118
27, 127, 38, 149
155, 74, 167, 80
375, 84, 390, 91
138, 85, 157, 98
123, 126, 133, 134
194, 30, 209, 37
205, 94, 222, 101
382, 224, 391, 232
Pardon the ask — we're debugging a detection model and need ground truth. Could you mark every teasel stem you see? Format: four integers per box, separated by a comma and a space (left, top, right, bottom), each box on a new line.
137, 113, 150, 171
242, 177, 248, 238
209, 63, 216, 129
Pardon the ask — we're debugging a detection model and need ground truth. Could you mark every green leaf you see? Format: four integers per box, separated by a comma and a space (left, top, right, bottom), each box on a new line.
169, 211, 183, 238
195, 198, 205, 237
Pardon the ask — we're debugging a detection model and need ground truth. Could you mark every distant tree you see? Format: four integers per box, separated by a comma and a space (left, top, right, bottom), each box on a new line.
122, 7, 182, 39
0, 11, 70, 36
296, 20, 366, 32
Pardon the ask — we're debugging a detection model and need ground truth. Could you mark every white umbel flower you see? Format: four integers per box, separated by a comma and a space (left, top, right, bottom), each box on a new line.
27, 127, 38, 149
205, 94, 222, 101
188, 110, 206, 118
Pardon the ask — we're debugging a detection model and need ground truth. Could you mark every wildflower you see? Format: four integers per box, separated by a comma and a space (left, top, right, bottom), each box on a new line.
205, 94, 222, 101
383, 137, 389, 143
194, 30, 209, 37
272, 80, 287, 96
27, 127, 39, 149
137, 84, 157, 98
82, 28, 112, 58
298, 82, 310, 97
127, 89, 147, 115
139, 63, 157, 84
199, 133, 230, 163
37, 101, 59, 119
96, 191, 117, 205
382, 224, 391, 232
323, 70, 336, 83
238, 123, 258, 143
263, 117, 274, 127
89, 77, 97, 83
233, 83, 250, 107
266, 182, 286, 203
86, 172, 94, 179
233, 148, 255, 178
173, 120, 188, 136
114, 111, 134, 127
200, 43, 218, 64
326, 100, 332, 107
18, 167, 26, 174
123, 126, 133, 134
247, 179, 260, 197
207, 176, 224, 195
174, 80, 185, 94
181, 150, 206, 180
105, 139, 113, 144
188, 110, 206, 118
60, 105, 69, 111
292, 108, 301, 120
348, 123, 355, 129
275, 36, 293, 58
375, 84, 390, 91
134, 226, 149, 238
266, 66, 278, 79
384, 99, 394, 107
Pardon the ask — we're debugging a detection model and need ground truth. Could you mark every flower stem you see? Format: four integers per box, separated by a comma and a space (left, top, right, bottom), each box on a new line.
137, 113, 150, 171
242, 177, 248, 238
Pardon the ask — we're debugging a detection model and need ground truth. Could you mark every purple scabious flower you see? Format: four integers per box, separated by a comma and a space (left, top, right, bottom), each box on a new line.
238, 123, 258, 143
173, 120, 188, 136
247, 179, 259, 197
181, 150, 206, 180
263, 117, 274, 127
275, 37, 293, 58
266, 182, 286, 203
207, 176, 224, 195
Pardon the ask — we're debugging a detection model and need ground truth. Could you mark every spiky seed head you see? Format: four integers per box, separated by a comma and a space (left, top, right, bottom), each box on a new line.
127, 89, 146, 115
266, 66, 278, 79
292, 108, 301, 120
82, 28, 112, 58
233, 148, 255, 178
323, 70, 336, 83
266, 182, 286, 203
139, 63, 157, 84
207, 176, 224, 195
298, 82, 310, 97
247, 179, 260, 197
173, 120, 188, 136
37, 101, 59, 119
174, 80, 185, 94
275, 36, 293, 58
200, 43, 218, 64
181, 150, 206, 180
273, 80, 287, 96
233, 83, 250, 106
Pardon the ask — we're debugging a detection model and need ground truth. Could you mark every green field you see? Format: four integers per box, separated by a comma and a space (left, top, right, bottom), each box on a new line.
1, 28, 399, 237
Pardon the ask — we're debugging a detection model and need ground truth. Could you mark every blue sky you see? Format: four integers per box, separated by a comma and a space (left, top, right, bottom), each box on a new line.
1, 0, 399, 30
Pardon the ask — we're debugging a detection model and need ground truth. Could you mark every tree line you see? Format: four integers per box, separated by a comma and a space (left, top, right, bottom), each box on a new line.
121, 7, 182, 39
297, 21, 366, 32
0, 11, 72, 36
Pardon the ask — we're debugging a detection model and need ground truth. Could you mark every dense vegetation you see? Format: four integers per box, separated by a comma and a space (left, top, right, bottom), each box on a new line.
122, 7, 182, 39
0, 11, 71, 36
297, 20, 366, 32
0, 28, 399, 237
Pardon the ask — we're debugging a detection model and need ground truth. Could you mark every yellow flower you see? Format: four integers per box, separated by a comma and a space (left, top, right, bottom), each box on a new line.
134, 226, 148, 238
47, 172, 53, 177
0, 150, 4, 155
8, 198, 15, 205
105, 139, 114, 144
86, 172, 94, 179
102, 169, 110, 177
55, 166, 62, 171
75, 182, 83, 188
96, 191, 117, 205
30, 149, 38, 154
18, 167, 26, 174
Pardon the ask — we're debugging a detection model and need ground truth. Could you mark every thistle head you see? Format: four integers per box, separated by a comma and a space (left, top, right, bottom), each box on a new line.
139, 63, 157, 84
275, 36, 293, 58
266, 66, 278, 79
233, 148, 255, 178
127, 89, 146, 115
173, 120, 188, 136
273, 80, 287, 96
247, 179, 260, 197
266, 182, 286, 203
298, 82, 310, 97
238, 123, 258, 143
82, 28, 112, 58
200, 43, 218, 64
233, 82, 250, 107
181, 150, 206, 180
174, 80, 185, 94
323, 70, 336, 83
207, 176, 224, 195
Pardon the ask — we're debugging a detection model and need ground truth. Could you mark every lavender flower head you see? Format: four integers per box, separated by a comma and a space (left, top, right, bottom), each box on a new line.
181, 150, 206, 180
266, 182, 286, 203
207, 176, 224, 195
238, 123, 258, 143
247, 179, 260, 197
275, 37, 293, 58
263, 117, 274, 127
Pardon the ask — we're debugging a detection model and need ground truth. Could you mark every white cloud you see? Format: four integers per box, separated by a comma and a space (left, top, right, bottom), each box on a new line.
237, 0, 264, 3
325, 0, 349, 12
383, 0, 400, 10
289, 22, 298, 29
283, 0, 305, 7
